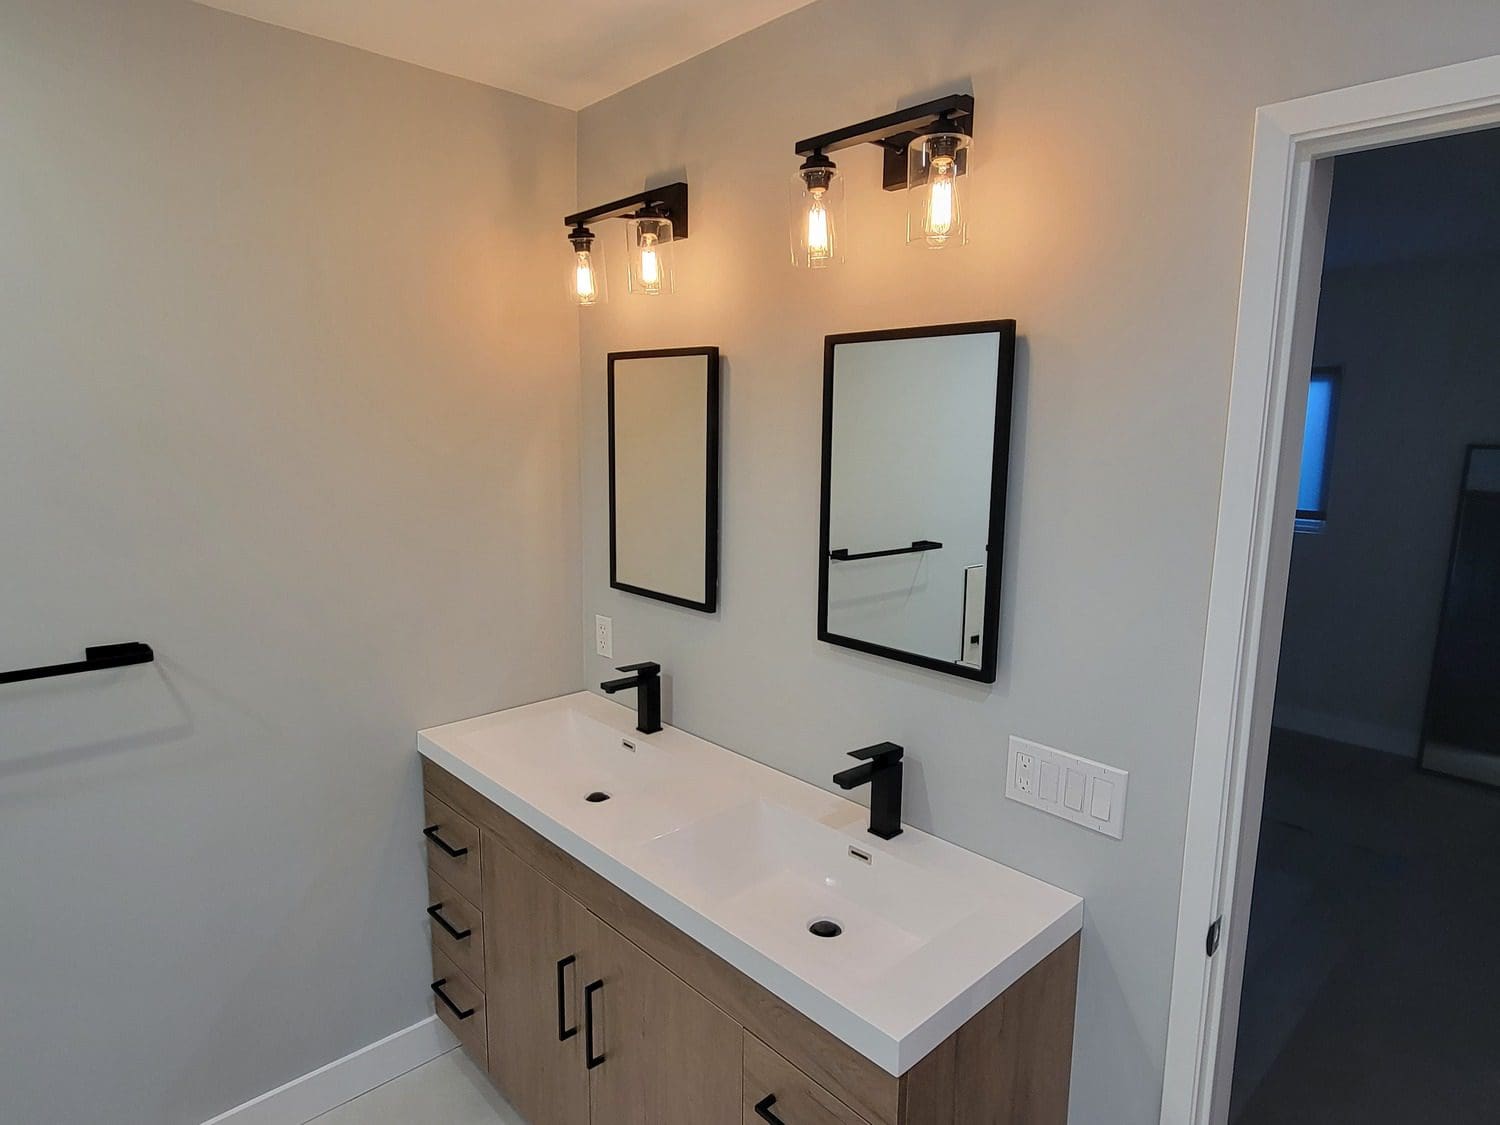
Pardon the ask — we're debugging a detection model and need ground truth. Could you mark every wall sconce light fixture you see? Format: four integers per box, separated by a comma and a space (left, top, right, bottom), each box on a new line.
564, 183, 689, 305
790, 94, 974, 266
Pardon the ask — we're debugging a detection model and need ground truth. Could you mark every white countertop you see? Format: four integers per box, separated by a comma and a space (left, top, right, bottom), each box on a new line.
418, 691, 1083, 1076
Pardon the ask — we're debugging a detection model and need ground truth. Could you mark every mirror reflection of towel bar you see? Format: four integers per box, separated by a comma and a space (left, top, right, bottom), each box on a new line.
828, 540, 942, 562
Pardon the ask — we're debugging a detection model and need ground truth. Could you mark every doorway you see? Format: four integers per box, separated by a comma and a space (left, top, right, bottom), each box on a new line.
1161, 53, 1500, 1125
1228, 127, 1500, 1122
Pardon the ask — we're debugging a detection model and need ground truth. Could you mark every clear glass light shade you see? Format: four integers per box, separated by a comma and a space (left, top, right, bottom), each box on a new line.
625, 216, 675, 296
907, 132, 971, 249
567, 236, 606, 306
789, 165, 845, 268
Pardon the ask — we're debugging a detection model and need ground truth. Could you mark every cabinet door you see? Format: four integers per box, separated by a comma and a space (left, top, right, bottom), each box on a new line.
483, 832, 591, 1125
585, 919, 742, 1124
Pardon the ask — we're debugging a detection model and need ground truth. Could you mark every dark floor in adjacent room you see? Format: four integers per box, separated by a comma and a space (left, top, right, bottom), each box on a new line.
1230, 730, 1500, 1123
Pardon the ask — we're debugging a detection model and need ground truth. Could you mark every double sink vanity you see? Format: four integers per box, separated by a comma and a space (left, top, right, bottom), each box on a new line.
416, 319, 1083, 1121
417, 690, 1084, 1124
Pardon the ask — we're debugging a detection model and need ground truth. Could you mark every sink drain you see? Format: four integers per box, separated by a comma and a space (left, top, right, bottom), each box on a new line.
584, 791, 611, 803
808, 919, 843, 939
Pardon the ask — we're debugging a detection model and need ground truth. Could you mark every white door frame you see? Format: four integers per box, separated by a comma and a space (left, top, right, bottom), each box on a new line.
1161, 53, 1500, 1125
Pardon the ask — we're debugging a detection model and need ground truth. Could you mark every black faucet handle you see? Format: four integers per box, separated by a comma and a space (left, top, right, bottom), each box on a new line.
615, 661, 660, 677
848, 741, 903, 765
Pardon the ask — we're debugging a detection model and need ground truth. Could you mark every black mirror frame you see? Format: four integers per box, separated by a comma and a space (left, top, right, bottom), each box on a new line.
607, 346, 721, 613
817, 320, 1016, 683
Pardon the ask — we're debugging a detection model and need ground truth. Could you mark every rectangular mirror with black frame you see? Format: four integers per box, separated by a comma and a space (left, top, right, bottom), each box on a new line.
818, 321, 1015, 682
608, 347, 720, 612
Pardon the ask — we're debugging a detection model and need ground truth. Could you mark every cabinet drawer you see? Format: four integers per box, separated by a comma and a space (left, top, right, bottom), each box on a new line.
431, 947, 486, 1068
744, 1033, 873, 1125
426, 867, 484, 983
423, 790, 480, 903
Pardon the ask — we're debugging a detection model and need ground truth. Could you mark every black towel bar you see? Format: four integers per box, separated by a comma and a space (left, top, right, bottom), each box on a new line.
0, 642, 155, 686
829, 539, 943, 562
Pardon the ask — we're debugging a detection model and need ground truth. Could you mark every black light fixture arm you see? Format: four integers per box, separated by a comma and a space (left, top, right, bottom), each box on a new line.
564, 182, 689, 240
794, 93, 974, 192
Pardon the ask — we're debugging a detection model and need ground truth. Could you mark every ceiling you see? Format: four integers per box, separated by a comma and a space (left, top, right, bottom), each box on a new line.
192, 0, 817, 110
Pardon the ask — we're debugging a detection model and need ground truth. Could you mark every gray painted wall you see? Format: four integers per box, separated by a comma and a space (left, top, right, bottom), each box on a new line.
575, 2, 1500, 1121
1276, 255, 1500, 755
0, 2, 581, 1121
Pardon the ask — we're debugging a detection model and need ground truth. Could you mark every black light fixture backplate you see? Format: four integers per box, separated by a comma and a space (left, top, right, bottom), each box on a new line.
564, 182, 690, 240
794, 94, 975, 191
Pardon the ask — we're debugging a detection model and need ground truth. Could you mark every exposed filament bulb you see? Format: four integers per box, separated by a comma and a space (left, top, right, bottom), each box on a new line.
806, 188, 832, 261
925, 154, 957, 241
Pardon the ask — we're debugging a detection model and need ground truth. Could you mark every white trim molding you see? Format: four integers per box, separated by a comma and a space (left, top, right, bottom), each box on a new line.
201, 1015, 456, 1125
1161, 53, 1500, 1125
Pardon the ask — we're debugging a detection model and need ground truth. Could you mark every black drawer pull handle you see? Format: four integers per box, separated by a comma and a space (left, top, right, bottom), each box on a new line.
423, 824, 469, 858
754, 1095, 786, 1124
431, 979, 475, 1020
584, 978, 605, 1069
426, 903, 472, 941
556, 955, 578, 1041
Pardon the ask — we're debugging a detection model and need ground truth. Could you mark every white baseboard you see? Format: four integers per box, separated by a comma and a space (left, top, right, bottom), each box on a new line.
1271, 704, 1417, 758
201, 1015, 458, 1125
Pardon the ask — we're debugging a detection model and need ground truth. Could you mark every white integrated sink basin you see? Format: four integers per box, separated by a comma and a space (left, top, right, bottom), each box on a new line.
641, 798, 972, 985
431, 699, 702, 846
419, 691, 1083, 1075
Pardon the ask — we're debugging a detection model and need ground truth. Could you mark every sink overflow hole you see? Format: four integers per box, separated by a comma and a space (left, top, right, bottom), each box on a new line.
808, 919, 843, 939
585, 791, 611, 803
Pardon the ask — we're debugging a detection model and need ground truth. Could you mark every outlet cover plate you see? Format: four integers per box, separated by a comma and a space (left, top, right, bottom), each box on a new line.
1006, 735, 1127, 840
595, 615, 612, 658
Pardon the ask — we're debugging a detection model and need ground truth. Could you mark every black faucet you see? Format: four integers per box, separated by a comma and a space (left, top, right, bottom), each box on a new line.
832, 742, 904, 839
600, 661, 662, 734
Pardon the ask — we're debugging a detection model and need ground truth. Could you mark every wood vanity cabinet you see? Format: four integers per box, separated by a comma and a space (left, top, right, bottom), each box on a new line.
422, 759, 1080, 1125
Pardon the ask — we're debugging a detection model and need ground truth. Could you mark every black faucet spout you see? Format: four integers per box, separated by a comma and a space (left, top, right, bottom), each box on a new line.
832, 742, 904, 839
832, 761, 876, 789
600, 661, 662, 734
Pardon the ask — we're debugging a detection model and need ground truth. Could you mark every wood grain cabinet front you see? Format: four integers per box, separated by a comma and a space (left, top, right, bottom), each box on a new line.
586, 919, 742, 1124
423, 791, 481, 903
426, 867, 484, 984
743, 1032, 873, 1125
482, 831, 592, 1125
431, 946, 486, 1068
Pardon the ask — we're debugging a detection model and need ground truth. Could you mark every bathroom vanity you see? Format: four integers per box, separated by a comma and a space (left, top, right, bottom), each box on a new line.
418, 693, 1083, 1124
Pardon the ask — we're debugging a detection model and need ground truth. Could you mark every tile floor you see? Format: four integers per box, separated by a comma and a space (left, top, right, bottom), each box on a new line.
1231, 730, 1500, 1123
308, 1048, 522, 1124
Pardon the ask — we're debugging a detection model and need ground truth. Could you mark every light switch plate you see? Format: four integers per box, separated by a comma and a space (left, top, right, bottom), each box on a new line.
1006, 736, 1127, 839
595, 615, 613, 658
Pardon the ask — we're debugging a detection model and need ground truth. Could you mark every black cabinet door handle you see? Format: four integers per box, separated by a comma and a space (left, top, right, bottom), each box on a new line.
423, 824, 469, 858
584, 979, 605, 1069
426, 903, 472, 941
431, 978, 475, 1020
754, 1094, 786, 1124
556, 955, 578, 1041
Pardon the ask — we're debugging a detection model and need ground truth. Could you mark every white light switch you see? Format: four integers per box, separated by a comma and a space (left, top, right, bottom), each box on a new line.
1039, 761, 1060, 803
1063, 769, 1085, 811
1090, 778, 1114, 821
1006, 736, 1128, 840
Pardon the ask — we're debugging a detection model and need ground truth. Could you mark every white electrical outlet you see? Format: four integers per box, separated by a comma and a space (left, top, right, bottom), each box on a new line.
1014, 750, 1035, 794
595, 615, 613, 658
1006, 736, 1127, 840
